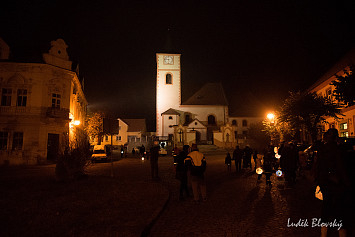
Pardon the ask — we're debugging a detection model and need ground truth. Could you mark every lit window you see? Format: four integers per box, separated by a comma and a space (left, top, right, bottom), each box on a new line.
1, 88, 12, 106
340, 123, 348, 130
168, 116, 173, 120
51, 93, 61, 108
340, 131, 349, 138
17, 89, 27, 107
242, 120, 248, 127
166, 74, 172, 84
12, 132, 23, 150
0, 132, 8, 150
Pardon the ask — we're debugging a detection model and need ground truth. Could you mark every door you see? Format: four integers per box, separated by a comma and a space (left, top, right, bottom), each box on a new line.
47, 133, 59, 161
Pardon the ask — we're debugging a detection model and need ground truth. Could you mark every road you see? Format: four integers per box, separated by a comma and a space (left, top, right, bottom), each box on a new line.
148, 153, 326, 237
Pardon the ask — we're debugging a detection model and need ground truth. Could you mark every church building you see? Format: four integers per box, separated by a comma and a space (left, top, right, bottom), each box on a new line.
156, 53, 262, 148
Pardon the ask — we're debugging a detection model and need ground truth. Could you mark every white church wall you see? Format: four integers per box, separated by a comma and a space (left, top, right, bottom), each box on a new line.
213, 132, 223, 147
186, 132, 196, 146
179, 105, 227, 125
162, 114, 179, 137
187, 120, 207, 140
156, 54, 181, 136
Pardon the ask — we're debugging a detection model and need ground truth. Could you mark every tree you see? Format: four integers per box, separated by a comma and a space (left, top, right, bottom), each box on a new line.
85, 112, 104, 144
331, 65, 355, 107
248, 121, 270, 151
278, 91, 342, 143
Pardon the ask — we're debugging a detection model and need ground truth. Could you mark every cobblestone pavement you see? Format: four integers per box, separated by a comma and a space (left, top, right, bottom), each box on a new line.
148, 154, 329, 237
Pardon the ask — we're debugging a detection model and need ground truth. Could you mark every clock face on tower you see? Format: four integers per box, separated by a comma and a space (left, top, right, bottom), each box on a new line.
164, 55, 173, 65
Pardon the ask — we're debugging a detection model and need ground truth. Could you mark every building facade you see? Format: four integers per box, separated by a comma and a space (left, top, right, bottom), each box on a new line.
308, 49, 355, 138
0, 38, 87, 165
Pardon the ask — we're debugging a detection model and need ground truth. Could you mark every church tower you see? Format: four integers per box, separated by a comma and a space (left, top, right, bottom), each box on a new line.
156, 53, 181, 137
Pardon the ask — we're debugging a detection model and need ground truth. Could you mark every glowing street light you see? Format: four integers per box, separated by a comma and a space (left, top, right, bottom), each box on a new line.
267, 113, 275, 120
74, 120, 81, 126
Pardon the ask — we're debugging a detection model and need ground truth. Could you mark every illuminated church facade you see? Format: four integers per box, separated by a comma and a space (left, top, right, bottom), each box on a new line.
156, 53, 262, 148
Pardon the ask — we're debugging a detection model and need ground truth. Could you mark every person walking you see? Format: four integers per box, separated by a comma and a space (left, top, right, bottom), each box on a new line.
315, 129, 350, 237
140, 145, 145, 158
263, 145, 276, 186
244, 146, 253, 169
225, 152, 232, 172
185, 144, 207, 203
175, 145, 190, 200
149, 141, 160, 181
252, 149, 258, 171
233, 145, 243, 172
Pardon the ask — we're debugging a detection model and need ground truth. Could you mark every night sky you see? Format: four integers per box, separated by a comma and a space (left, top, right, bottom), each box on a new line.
2, 0, 355, 131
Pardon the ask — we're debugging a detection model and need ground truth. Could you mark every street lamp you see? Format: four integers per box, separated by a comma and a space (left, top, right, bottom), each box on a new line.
267, 113, 275, 120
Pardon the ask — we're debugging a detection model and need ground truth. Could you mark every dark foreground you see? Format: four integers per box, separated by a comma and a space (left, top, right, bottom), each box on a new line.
0, 154, 353, 237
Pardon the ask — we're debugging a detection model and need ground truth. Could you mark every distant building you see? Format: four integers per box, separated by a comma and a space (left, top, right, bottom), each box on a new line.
90, 118, 148, 150
307, 49, 355, 139
156, 53, 262, 148
0, 38, 87, 165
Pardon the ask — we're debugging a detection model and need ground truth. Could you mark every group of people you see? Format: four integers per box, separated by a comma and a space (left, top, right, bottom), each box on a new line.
225, 145, 259, 173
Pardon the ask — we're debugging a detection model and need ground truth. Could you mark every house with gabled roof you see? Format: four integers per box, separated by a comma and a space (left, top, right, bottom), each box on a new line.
94, 118, 148, 149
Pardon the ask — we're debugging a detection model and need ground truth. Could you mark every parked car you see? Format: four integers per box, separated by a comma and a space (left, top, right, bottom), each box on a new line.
91, 145, 109, 162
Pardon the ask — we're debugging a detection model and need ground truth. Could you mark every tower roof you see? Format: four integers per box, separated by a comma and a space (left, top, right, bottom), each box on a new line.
161, 108, 180, 115
182, 83, 228, 106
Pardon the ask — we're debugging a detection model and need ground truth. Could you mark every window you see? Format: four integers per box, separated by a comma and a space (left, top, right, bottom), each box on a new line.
0, 132, 8, 150
340, 123, 348, 130
242, 130, 248, 135
232, 120, 237, 126
51, 93, 61, 108
12, 132, 23, 150
105, 135, 108, 141
185, 114, 190, 124
17, 89, 27, 107
208, 115, 216, 125
116, 136, 121, 141
166, 74, 172, 84
168, 116, 173, 120
1, 88, 12, 106
234, 131, 238, 139
340, 131, 349, 138
242, 120, 248, 127
195, 122, 198, 125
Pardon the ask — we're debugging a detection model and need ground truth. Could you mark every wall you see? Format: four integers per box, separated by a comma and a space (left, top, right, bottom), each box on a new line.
156, 54, 181, 136
179, 105, 227, 126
